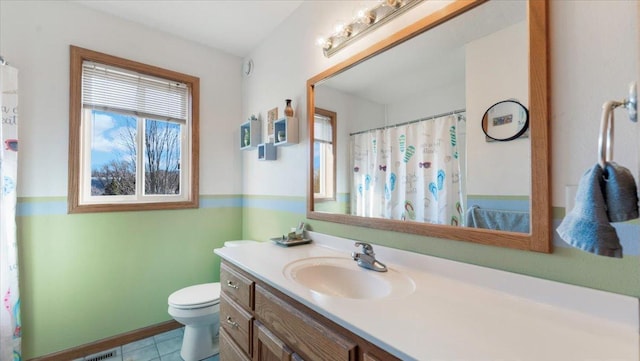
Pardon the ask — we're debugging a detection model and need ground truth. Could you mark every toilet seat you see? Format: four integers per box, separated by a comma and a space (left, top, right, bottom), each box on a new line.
168, 283, 221, 310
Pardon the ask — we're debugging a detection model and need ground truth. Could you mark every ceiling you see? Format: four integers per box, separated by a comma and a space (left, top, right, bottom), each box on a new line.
71, 0, 305, 57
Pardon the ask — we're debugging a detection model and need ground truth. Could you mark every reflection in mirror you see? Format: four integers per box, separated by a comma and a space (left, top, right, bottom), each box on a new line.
348, 111, 467, 225
482, 100, 530, 142
314, 0, 530, 230
307, 0, 550, 252
314, 108, 337, 203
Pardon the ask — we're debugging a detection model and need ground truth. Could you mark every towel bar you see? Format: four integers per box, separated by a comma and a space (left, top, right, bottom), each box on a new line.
597, 82, 637, 169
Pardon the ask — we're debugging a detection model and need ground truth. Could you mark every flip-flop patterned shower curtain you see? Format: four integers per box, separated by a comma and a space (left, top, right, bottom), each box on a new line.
0, 64, 21, 361
351, 114, 465, 226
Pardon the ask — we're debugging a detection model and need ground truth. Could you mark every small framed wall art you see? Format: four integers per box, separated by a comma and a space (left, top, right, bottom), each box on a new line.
267, 107, 278, 141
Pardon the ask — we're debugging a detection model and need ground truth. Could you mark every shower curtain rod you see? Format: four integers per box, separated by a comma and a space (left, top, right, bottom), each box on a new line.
350, 108, 466, 136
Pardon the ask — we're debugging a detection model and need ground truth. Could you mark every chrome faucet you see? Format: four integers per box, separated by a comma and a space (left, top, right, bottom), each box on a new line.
352, 242, 387, 272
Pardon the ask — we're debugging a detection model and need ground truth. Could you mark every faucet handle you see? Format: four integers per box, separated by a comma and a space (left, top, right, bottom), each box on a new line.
354, 242, 375, 256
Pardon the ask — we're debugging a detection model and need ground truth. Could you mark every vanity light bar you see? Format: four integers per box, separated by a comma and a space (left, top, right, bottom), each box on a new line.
317, 0, 422, 58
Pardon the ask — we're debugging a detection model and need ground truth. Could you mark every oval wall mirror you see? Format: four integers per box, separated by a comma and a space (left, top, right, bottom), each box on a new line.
482, 100, 529, 141
306, 0, 550, 252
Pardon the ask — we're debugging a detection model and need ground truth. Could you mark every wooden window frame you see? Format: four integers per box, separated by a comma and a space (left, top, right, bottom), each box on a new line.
313, 108, 337, 202
68, 45, 200, 213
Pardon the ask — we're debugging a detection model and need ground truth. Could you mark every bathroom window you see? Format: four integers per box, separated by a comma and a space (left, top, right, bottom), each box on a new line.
68, 46, 199, 213
313, 108, 336, 201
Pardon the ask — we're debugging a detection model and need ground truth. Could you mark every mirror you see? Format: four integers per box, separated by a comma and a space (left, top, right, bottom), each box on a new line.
482, 100, 529, 142
307, 0, 550, 252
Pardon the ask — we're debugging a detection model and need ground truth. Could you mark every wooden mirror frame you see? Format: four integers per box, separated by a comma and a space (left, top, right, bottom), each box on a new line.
306, 0, 550, 252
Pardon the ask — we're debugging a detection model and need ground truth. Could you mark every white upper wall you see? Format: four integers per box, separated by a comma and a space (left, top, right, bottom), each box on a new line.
242, 0, 639, 207
466, 21, 530, 196
551, 1, 638, 203
0, 0, 244, 197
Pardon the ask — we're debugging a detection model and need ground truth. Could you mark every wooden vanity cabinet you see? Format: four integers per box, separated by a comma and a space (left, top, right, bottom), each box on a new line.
221, 327, 252, 361
220, 263, 255, 358
254, 284, 356, 360
255, 286, 357, 361
220, 293, 253, 355
254, 320, 295, 361
219, 260, 401, 361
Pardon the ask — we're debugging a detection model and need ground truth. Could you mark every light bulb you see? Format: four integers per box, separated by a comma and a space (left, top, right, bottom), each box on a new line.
315, 36, 332, 50
356, 8, 376, 24
386, 0, 402, 8
342, 25, 353, 37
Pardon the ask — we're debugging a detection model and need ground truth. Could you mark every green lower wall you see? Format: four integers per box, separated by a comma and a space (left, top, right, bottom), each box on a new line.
19, 201, 242, 359
242, 209, 302, 242
314, 193, 349, 214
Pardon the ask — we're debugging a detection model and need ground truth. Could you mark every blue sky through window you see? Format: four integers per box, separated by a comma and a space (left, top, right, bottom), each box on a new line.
90, 110, 181, 172
314, 141, 320, 169
90, 110, 136, 171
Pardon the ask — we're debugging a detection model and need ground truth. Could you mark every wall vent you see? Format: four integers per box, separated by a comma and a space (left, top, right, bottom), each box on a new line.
85, 348, 118, 361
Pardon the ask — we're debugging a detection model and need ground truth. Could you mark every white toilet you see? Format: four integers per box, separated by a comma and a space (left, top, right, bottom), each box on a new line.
167, 240, 259, 361
168, 283, 221, 361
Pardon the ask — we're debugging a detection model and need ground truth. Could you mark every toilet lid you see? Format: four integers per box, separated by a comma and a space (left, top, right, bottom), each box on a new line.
168, 283, 221, 309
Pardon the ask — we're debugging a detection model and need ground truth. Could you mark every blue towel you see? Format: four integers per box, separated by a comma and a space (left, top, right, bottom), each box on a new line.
465, 205, 530, 233
603, 162, 639, 222
556, 164, 622, 258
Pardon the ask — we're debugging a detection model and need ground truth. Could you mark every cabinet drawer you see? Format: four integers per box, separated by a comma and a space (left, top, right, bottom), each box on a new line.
221, 262, 254, 310
220, 293, 253, 357
255, 285, 357, 361
220, 327, 251, 361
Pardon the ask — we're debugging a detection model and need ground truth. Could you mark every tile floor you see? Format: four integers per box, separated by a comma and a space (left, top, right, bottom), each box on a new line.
76, 327, 220, 361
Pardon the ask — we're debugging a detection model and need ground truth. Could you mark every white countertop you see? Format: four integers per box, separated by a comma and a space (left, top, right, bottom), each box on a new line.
214, 232, 639, 361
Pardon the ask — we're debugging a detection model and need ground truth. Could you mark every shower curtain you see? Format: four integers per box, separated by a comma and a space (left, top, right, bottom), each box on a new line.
351, 114, 465, 225
0, 64, 21, 361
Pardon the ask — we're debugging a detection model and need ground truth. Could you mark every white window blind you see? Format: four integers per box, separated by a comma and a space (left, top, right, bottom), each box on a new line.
82, 61, 188, 123
314, 114, 333, 143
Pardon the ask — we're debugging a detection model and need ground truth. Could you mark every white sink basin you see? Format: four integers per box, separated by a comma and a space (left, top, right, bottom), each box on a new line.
283, 257, 415, 300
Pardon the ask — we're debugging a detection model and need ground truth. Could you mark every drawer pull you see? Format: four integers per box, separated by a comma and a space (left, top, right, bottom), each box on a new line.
226, 316, 239, 328
226, 280, 239, 289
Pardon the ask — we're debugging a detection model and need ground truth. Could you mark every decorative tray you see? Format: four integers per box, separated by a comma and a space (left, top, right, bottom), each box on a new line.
270, 236, 312, 247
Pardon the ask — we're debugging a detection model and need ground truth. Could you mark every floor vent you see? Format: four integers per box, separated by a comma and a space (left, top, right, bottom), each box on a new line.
85, 348, 118, 361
